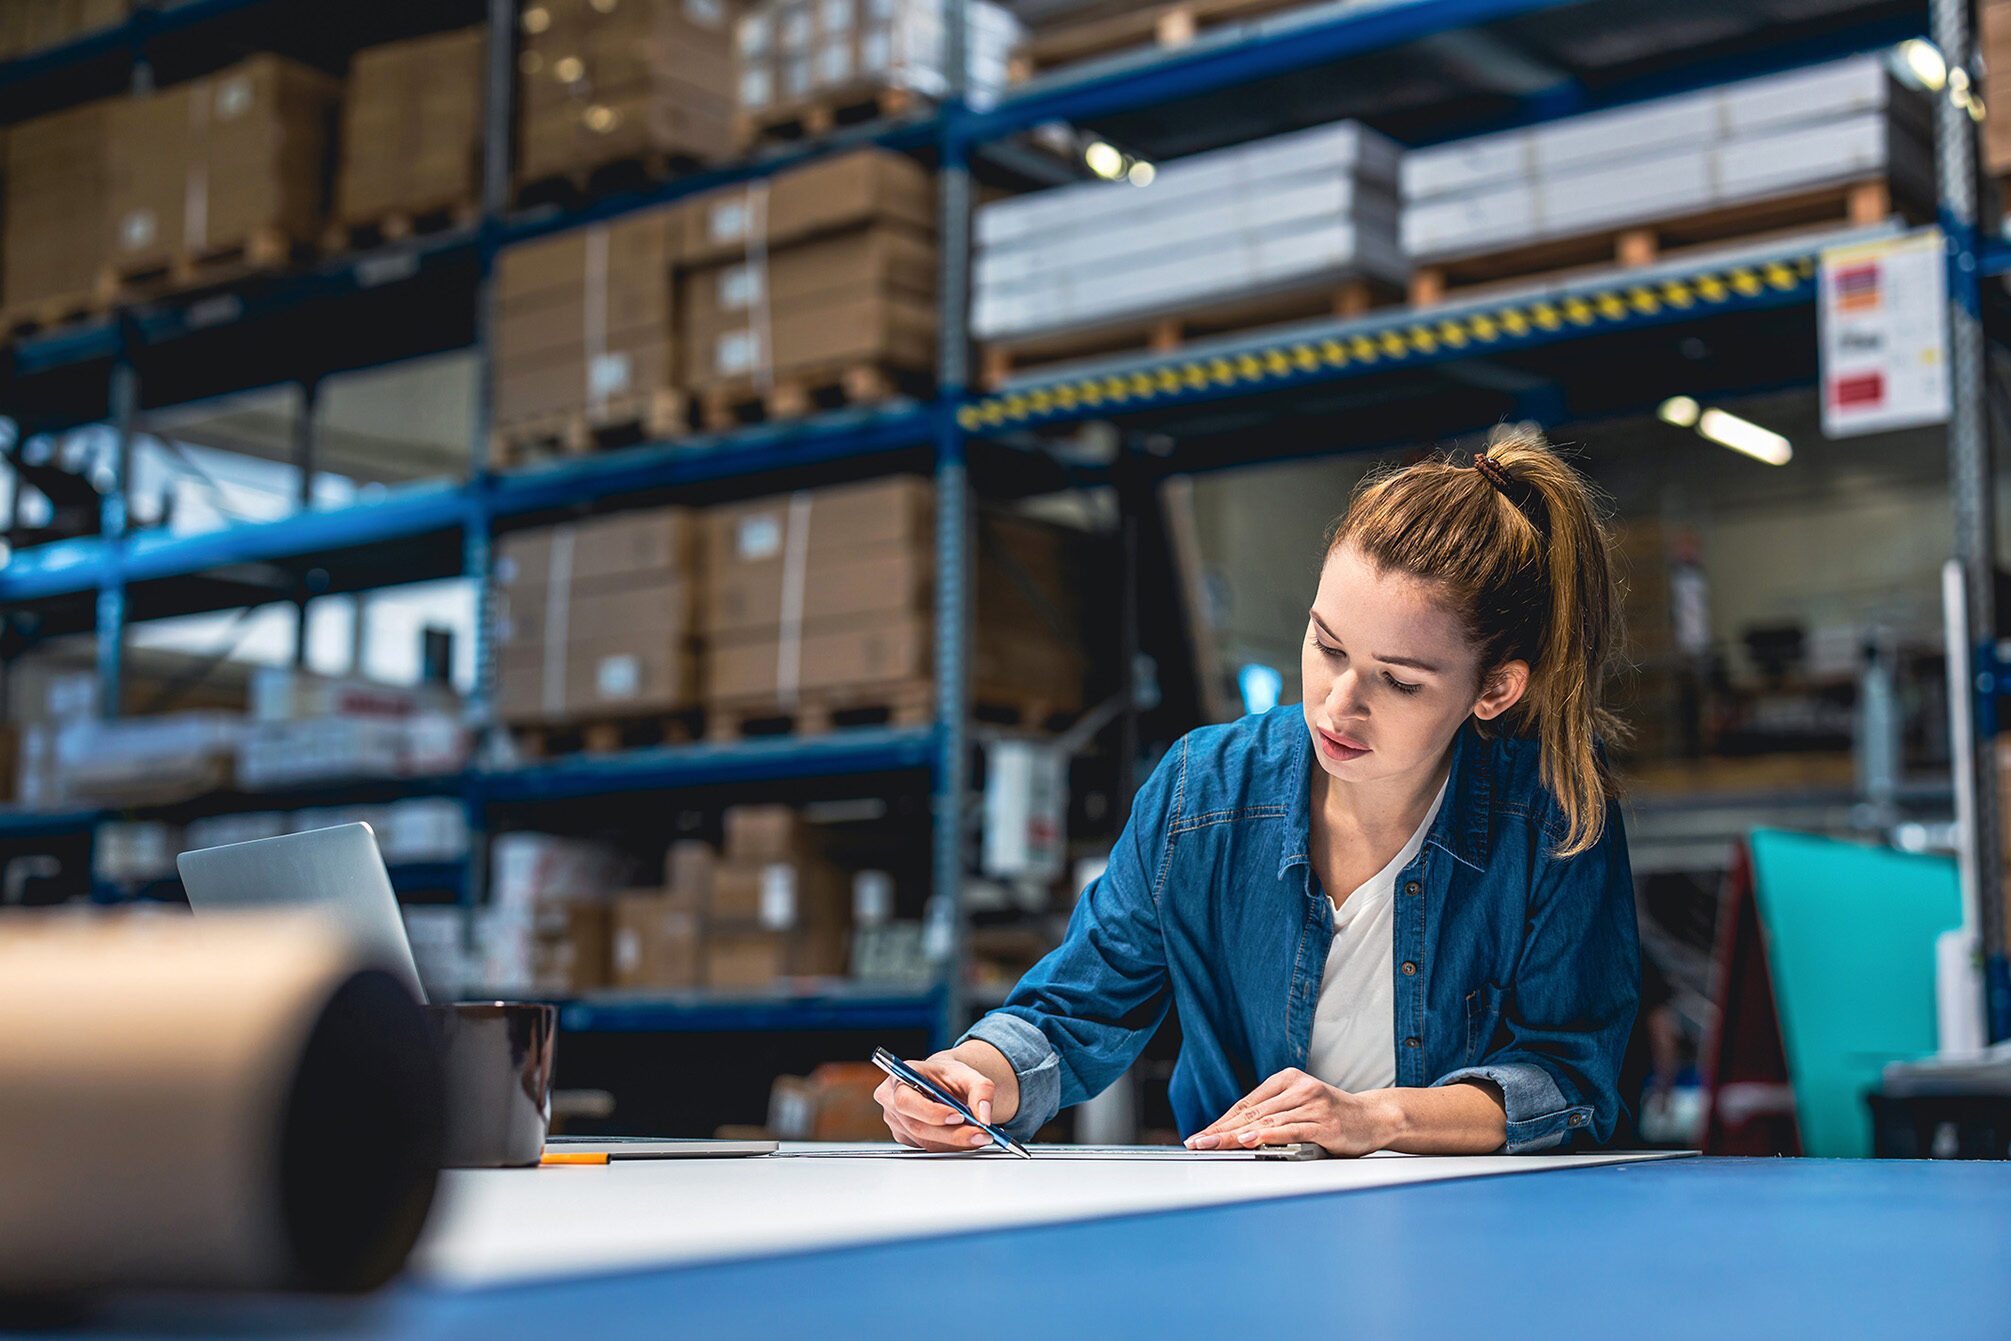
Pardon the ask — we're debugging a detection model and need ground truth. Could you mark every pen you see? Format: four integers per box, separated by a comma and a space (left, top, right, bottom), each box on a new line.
872, 1046, 1032, 1158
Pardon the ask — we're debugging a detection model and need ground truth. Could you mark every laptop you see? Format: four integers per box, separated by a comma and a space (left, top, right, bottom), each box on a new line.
178, 822, 776, 1158
178, 822, 427, 1001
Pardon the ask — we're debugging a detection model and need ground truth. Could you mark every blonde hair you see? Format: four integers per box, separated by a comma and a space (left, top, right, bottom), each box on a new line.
1327, 423, 1628, 857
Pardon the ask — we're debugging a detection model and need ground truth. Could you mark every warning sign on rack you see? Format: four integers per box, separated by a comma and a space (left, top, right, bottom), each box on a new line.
1817, 229, 1950, 438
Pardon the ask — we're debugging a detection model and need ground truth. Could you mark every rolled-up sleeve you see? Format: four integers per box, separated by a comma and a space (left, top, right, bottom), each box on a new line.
1432, 795, 1640, 1152
957, 740, 1180, 1141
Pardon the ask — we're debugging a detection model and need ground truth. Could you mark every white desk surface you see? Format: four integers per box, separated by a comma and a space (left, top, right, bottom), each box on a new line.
413, 1144, 1692, 1288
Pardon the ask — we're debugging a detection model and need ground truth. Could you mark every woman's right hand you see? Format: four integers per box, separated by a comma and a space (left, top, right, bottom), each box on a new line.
875, 1050, 1004, 1151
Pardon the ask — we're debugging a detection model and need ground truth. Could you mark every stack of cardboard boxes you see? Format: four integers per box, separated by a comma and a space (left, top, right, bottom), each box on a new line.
3, 103, 111, 320
516, 0, 735, 191
607, 840, 716, 990
601, 815, 856, 992
708, 806, 851, 986
104, 54, 338, 282
0, 0, 129, 61
492, 205, 680, 436
702, 476, 1087, 721
679, 148, 937, 419
494, 506, 702, 725
333, 27, 486, 236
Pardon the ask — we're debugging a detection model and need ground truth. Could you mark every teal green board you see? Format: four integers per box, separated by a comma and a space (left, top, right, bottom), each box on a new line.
1747, 829, 1963, 1158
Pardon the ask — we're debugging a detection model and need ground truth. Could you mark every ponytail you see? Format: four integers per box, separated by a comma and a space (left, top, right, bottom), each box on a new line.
1328, 423, 1628, 857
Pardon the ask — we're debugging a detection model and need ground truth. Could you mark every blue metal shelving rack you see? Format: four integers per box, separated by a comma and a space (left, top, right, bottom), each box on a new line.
3, 0, 2001, 1038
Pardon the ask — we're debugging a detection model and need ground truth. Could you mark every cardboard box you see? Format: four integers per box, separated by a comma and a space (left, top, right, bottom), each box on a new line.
683, 225, 936, 332
4, 101, 112, 309
663, 839, 717, 902
703, 477, 934, 576
708, 609, 1084, 704
682, 149, 935, 261
707, 542, 932, 634
710, 858, 849, 928
722, 805, 813, 862
496, 508, 699, 593
336, 27, 485, 225
496, 637, 700, 722
611, 891, 703, 988
705, 928, 787, 989
515, 0, 734, 185
706, 923, 848, 987
532, 897, 612, 994
493, 209, 679, 424
497, 572, 699, 650
105, 55, 338, 272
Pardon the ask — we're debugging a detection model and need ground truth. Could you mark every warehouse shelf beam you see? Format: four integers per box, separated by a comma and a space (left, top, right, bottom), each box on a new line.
967, 0, 1581, 140
0, 407, 942, 606
476, 727, 939, 804
554, 988, 947, 1044
959, 224, 1899, 436
0, 0, 273, 93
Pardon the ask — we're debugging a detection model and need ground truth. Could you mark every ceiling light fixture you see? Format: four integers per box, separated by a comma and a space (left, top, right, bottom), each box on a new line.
1084, 141, 1125, 180
1897, 39, 1947, 92
1697, 408, 1793, 465
1657, 395, 1701, 428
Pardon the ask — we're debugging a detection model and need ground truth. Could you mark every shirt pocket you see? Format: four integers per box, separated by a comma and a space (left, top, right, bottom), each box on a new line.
1463, 982, 1505, 1067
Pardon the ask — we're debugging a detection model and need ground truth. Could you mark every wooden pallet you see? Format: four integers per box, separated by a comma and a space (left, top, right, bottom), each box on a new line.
979, 277, 1388, 388
513, 149, 707, 211
508, 706, 705, 759
694, 360, 931, 431
1008, 0, 1306, 81
732, 85, 915, 151
0, 288, 107, 340
95, 226, 304, 305
322, 199, 479, 256
494, 388, 690, 469
1408, 179, 1897, 308
707, 680, 1071, 742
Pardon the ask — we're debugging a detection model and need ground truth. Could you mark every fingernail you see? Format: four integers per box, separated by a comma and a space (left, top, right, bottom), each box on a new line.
1238, 1130, 1259, 1146
971, 1129, 992, 1146
1191, 1134, 1219, 1149
978, 1101, 992, 1125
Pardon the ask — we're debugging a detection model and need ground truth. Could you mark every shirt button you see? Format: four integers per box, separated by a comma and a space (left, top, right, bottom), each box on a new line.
1401, 961, 1417, 975
1404, 881, 1419, 896
1404, 1037, 1420, 1048
1568, 1112, 1587, 1127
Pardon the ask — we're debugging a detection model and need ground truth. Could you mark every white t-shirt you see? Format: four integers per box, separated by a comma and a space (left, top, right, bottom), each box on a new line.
1305, 775, 1448, 1095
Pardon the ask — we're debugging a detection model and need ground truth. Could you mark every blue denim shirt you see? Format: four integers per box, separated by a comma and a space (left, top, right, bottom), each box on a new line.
963, 705, 1640, 1153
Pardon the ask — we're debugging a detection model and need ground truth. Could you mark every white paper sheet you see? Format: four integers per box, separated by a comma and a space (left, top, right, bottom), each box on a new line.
413, 1145, 1692, 1288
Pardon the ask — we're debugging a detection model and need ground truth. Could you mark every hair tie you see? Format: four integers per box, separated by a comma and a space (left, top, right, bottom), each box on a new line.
1473, 453, 1548, 536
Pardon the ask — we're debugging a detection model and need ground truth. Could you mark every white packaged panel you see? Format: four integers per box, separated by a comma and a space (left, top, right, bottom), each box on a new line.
1714, 113, 1894, 201
1538, 148, 1714, 235
1402, 181, 1538, 258
1528, 89, 1721, 175
1718, 55, 1890, 136
1401, 129, 1536, 200
977, 120, 1400, 246
977, 177, 1396, 288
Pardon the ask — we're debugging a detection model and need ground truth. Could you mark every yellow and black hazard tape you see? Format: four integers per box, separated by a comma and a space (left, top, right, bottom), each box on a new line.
957, 253, 1817, 432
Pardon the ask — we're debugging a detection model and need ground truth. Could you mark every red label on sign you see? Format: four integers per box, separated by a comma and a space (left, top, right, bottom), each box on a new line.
1831, 372, 1885, 408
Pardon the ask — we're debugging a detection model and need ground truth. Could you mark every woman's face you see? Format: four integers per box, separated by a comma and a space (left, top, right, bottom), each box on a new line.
1300, 541, 1525, 787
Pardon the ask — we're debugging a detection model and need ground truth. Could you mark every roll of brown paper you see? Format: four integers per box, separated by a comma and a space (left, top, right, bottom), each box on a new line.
0, 909, 443, 1295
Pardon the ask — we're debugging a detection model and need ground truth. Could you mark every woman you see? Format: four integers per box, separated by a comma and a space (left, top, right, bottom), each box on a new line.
878, 425, 1640, 1156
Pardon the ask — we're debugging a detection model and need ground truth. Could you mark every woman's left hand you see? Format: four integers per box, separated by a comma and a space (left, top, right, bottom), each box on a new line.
1183, 1068, 1399, 1157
